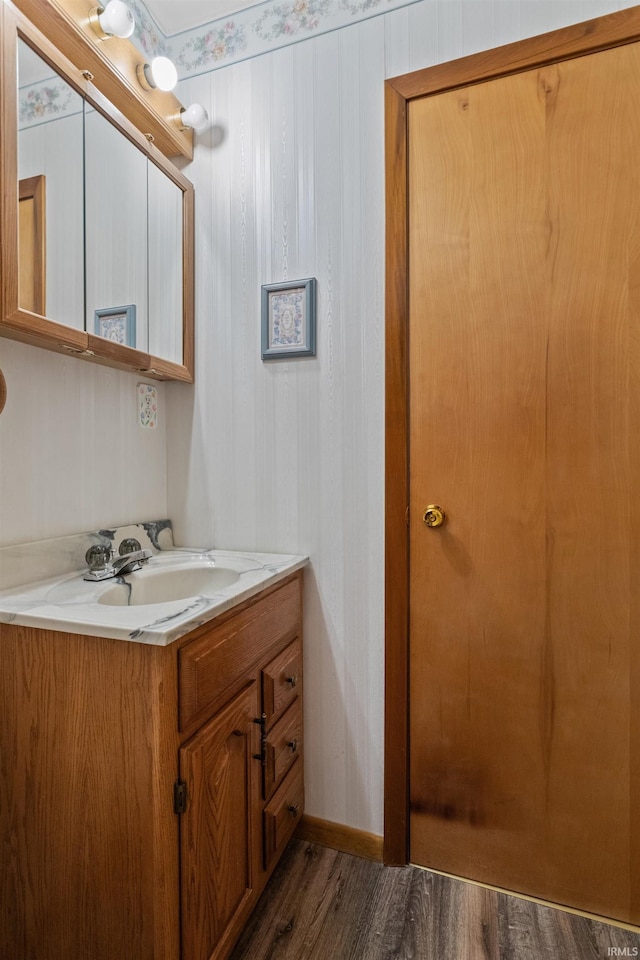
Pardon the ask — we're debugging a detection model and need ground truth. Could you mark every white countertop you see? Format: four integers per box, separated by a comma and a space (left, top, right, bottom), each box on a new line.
0, 548, 308, 645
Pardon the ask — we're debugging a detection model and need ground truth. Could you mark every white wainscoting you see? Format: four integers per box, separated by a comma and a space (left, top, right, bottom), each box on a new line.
167, 0, 635, 837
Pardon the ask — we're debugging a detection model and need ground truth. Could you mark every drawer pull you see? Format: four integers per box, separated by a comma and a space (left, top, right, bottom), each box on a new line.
287, 739, 298, 753
285, 675, 297, 688
287, 803, 299, 816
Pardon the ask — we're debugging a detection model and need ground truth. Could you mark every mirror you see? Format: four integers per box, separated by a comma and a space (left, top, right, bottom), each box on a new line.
8, 24, 193, 381
148, 162, 184, 364
17, 39, 84, 328
85, 104, 148, 351
84, 108, 184, 363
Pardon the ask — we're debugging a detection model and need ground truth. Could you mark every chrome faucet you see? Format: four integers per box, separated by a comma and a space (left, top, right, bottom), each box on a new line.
111, 549, 152, 576
83, 538, 152, 581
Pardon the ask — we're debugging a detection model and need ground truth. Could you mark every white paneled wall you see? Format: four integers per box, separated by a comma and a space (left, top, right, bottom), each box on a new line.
0, 339, 167, 546
167, 0, 637, 836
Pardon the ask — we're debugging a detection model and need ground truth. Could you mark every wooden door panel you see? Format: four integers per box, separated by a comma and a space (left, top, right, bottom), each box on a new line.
409, 65, 550, 894
180, 684, 259, 960
542, 45, 637, 914
409, 42, 640, 922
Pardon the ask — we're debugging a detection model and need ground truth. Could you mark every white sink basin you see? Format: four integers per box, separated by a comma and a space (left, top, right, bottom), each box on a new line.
98, 562, 240, 606
0, 547, 308, 645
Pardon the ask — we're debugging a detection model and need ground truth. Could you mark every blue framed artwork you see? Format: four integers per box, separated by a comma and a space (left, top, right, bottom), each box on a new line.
261, 278, 317, 360
94, 304, 136, 347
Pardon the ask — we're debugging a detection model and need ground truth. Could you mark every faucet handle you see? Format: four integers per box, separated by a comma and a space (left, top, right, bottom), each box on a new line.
85, 544, 112, 571
118, 537, 141, 556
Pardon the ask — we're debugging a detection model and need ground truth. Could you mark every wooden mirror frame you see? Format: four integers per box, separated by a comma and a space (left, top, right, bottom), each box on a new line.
0, 0, 194, 382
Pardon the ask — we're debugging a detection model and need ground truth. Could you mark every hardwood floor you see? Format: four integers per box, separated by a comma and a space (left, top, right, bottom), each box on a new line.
230, 841, 640, 960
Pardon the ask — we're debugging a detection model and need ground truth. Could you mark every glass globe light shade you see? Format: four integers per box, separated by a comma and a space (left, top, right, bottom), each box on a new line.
181, 103, 209, 133
149, 56, 178, 92
98, 0, 135, 39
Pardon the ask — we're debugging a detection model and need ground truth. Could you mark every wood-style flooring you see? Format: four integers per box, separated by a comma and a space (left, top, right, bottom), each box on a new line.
230, 840, 640, 960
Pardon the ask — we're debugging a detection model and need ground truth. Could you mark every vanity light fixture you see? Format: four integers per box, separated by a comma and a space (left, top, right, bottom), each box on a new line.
89, 0, 135, 40
178, 103, 209, 133
137, 56, 178, 92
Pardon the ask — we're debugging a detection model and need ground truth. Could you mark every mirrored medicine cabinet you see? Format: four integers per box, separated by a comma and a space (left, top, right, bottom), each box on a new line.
0, 1, 194, 381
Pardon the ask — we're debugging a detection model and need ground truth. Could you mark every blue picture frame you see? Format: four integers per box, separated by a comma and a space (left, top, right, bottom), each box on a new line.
94, 304, 136, 347
261, 278, 317, 360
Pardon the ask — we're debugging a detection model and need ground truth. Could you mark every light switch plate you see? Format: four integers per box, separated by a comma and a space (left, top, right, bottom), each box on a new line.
137, 382, 158, 429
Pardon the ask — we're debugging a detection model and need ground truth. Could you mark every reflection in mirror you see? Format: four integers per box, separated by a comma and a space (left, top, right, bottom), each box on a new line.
17, 39, 84, 326
18, 174, 46, 314
148, 162, 183, 364
85, 106, 148, 351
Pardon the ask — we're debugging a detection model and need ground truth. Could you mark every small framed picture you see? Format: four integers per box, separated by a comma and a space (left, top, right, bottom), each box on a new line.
261, 278, 317, 360
94, 304, 136, 347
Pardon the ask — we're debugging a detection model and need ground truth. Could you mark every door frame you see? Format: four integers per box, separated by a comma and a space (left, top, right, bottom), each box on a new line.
383, 3, 640, 866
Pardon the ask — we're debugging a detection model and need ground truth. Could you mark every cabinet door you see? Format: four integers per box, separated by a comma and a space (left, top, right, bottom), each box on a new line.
180, 683, 259, 960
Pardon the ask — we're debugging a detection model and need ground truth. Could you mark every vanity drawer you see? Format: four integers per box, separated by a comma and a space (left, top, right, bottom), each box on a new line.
262, 637, 302, 728
179, 576, 301, 732
263, 758, 304, 871
264, 697, 303, 800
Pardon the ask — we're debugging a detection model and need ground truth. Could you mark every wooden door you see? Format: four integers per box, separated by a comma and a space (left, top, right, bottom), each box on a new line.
180, 683, 260, 960
408, 42, 640, 923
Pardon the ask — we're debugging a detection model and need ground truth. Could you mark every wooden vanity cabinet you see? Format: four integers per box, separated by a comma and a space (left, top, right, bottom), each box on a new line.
177, 573, 304, 960
0, 571, 304, 960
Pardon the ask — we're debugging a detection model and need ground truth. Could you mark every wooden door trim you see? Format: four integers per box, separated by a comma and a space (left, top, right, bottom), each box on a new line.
387, 5, 640, 103
383, 2, 640, 866
384, 78, 409, 866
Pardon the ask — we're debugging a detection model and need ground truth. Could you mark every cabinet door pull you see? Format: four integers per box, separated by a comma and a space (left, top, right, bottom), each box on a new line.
174, 780, 188, 815
287, 739, 298, 753
285, 675, 297, 688
287, 803, 299, 816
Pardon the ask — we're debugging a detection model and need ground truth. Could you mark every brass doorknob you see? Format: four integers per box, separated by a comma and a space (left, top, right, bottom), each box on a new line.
423, 505, 446, 528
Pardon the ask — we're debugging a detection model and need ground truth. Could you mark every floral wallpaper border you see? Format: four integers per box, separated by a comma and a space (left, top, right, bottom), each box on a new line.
18, 0, 421, 123
131, 0, 422, 78
19, 77, 83, 129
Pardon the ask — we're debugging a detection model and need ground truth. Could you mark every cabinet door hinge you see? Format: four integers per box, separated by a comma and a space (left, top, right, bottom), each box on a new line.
174, 779, 187, 815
